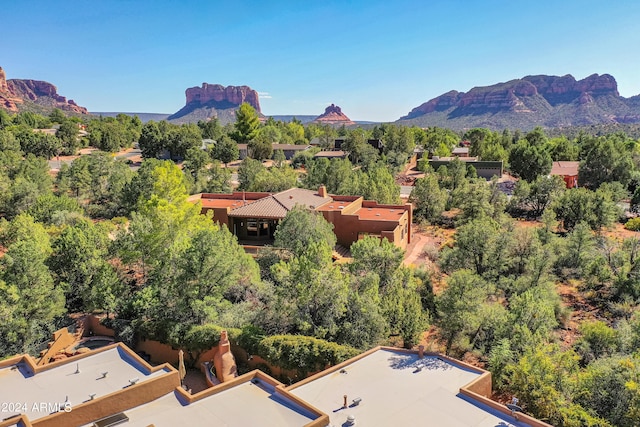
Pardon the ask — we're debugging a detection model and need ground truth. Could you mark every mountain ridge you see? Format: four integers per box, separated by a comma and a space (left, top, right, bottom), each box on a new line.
0, 66, 88, 115
398, 74, 640, 130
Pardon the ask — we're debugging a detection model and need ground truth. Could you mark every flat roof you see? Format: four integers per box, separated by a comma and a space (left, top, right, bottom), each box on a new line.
316, 200, 351, 212
89, 377, 322, 427
313, 150, 348, 158
0, 345, 171, 422
289, 348, 532, 427
357, 207, 406, 221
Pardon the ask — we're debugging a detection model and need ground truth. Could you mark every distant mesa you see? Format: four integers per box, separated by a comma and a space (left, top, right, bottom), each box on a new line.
313, 104, 355, 126
398, 73, 640, 130
0, 66, 88, 115
168, 83, 261, 124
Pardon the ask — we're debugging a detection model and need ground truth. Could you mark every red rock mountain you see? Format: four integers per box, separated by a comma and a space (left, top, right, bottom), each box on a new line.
313, 104, 355, 125
168, 83, 261, 124
399, 74, 640, 130
0, 66, 88, 114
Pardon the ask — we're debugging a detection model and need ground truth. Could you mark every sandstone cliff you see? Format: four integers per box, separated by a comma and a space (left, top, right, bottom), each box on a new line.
0, 66, 88, 114
313, 104, 355, 126
168, 83, 261, 124
399, 74, 640, 130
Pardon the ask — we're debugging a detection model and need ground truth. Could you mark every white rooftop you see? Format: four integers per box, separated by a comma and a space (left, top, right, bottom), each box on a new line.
0, 346, 171, 422
289, 348, 532, 427
91, 377, 322, 427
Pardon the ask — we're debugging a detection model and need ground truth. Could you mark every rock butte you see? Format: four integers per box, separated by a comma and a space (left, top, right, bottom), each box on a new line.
184, 83, 261, 113
0, 66, 88, 114
313, 104, 355, 125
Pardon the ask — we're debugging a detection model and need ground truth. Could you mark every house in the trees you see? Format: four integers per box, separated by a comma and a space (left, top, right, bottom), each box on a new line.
550, 161, 579, 188
237, 144, 311, 160
424, 157, 504, 180
190, 186, 412, 250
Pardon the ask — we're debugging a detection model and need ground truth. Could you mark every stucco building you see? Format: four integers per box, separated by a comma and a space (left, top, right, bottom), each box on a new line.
190, 186, 412, 250
0, 344, 551, 427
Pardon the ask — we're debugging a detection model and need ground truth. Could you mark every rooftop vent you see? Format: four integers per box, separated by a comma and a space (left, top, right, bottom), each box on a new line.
376, 213, 381, 216
346, 414, 356, 425
352, 397, 362, 406
129, 378, 139, 386
93, 412, 129, 427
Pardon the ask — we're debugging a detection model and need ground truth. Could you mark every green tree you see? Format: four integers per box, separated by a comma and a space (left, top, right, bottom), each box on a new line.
56, 120, 80, 155
579, 134, 634, 189
549, 136, 580, 161
200, 161, 232, 193
237, 158, 264, 191
211, 135, 239, 166
27, 193, 84, 224
248, 138, 273, 160
257, 335, 358, 377
273, 149, 286, 167
506, 344, 603, 426
350, 236, 404, 289
436, 270, 489, 354
231, 103, 260, 144
575, 355, 640, 426
575, 321, 619, 362
249, 165, 298, 192
381, 268, 428, 347
553, 187, 620, 231
0, 109, 13, 129
440, 217, 510, 279
410, 174, 447, 222
139, 121, 165, 159
49, 219, 121, 312
274, 206, 336, 256
198, 117, 224, 140
509, 139, 552, 181
0, 215, 65, 356
509, 175, 566, 217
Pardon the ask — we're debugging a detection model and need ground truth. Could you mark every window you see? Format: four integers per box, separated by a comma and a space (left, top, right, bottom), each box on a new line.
247, 220, 258, 237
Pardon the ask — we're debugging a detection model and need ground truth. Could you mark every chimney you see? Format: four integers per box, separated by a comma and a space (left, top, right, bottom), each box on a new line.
214, 330, 238, 383
343, 394, 348, 408
418, 345, 424, 359
318, 185, 327, 197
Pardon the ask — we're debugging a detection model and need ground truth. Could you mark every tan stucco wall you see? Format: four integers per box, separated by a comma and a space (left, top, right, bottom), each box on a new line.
34, 371, 179, 427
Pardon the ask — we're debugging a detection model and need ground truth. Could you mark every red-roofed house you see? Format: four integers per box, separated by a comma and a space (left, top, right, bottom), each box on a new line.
190, 186, 412, 249
550, 161, 579, 188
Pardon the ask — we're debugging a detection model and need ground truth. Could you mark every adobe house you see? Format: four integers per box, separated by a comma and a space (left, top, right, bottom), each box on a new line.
424, 157, 504, 180
312, 150, 348, 160
190, 186, 412, 250
0, 341, 550, 426
550, 161, 579, 188
236, 144, 311, 160
452, 146, 470, 157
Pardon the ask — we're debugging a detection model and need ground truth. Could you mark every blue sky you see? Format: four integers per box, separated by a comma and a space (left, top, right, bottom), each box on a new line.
2, 0, 639, 122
